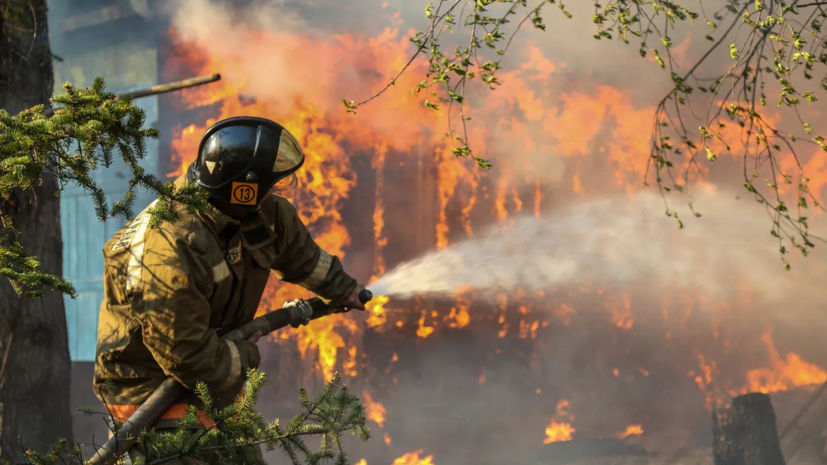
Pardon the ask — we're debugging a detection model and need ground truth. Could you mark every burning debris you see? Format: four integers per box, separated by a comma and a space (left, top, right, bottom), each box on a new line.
617, 425, 644, 440
545, 399, 577, 444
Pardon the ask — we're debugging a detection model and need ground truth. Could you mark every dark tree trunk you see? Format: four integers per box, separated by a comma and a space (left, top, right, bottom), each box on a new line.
713, 393, 786, 465
0, 0, 73, 461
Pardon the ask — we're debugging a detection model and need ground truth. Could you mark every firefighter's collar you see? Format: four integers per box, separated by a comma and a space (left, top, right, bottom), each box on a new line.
174, 174, 242, 236
200, 202, 241, 236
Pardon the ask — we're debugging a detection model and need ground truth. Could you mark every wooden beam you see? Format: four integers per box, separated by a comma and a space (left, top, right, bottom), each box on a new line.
43, 74, 222, 118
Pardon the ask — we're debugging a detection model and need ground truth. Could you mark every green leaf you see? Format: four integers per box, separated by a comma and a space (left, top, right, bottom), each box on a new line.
729, 44, 740, 60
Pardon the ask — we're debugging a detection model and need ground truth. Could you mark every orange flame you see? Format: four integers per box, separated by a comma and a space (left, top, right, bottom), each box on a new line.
606, 293, 634, 330
544, 421, 576, 444
617, 424, 644, 440
416, 313, 434, 339
344, 345, 358, 378
363, 391, 387, 428
544, 399, 576, 444
384, 352, 400, 375
366, 295, 390, 329
372, 142, 389, 280
745, 330, 827, 394
391, 451, 435, 465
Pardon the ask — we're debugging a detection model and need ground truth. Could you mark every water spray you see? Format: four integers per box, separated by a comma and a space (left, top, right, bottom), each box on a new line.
367, 192, 826, 305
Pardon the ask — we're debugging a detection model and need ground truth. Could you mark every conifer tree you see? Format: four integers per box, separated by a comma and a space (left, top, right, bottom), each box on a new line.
0, 0, 73, 459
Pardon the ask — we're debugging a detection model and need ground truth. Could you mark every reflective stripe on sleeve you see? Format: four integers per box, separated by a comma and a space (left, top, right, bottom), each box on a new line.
123, 202, 158, 294
298, 250, 332, 290
107, 403, 217, 428
215, 339, 242, 393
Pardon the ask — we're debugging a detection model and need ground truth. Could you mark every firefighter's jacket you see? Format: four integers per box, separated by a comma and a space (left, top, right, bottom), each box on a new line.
93, 175, 357, 422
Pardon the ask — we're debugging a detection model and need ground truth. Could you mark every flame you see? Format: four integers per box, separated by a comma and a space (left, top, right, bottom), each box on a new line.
497, 315, 508, 339
293, 312, 359, 380
744, 330, 827, 394
544, 399, 576, 444
384, 352, 400, 374
544, 421, 576, 444
163, 8, 827, 455
447, 294, 472, 329
372, 142, 389, 280
553, 303, 576, 327
363, 392, 387, 428
534, 180, 543, 217
344, 345, 358, 378
356, 460, 367, 465
391, 451, 434, 465
692, 354, 716, 390
518, 318, 541, 339
416, 313, 434, 339
617, 425, 644, 439
606, 293, 634, 330
384, 433, 392, 445
366, 295, 390, 329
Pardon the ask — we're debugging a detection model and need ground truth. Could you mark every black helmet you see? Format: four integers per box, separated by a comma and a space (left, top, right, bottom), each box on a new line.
187, 116, 305, 210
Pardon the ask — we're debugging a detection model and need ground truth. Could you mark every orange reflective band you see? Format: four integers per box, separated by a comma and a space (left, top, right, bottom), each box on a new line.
108, 404, 217, 428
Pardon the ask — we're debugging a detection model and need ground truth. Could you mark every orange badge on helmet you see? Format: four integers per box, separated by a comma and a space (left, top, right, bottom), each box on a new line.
230, 182, 258, 205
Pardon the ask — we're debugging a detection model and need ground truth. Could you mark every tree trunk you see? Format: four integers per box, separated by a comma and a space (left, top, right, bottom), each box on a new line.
0, 0, 73, 461
713, 393, 786, 465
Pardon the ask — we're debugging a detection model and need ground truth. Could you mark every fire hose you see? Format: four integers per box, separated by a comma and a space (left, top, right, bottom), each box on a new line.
86, 289, 374, 465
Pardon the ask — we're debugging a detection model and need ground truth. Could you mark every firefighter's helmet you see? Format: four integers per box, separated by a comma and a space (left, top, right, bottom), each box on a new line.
187, 116, 304, 209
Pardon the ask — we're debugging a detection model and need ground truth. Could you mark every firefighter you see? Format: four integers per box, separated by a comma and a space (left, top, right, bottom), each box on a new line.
93, 116, 366, 463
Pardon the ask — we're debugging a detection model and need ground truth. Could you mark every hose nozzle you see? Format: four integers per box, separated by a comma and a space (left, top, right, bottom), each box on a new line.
358, 289, 373, 304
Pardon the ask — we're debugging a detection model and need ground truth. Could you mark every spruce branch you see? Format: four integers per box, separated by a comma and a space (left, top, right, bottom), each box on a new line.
8, 370, 370, 465
0, 78, 208, 298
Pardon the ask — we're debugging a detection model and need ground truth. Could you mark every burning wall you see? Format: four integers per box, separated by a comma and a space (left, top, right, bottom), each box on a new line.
155, 1, 827, 464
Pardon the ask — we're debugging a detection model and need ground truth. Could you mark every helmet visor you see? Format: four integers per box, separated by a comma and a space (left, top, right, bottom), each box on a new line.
269, 172, 299, 199
274, 129, 304, 174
